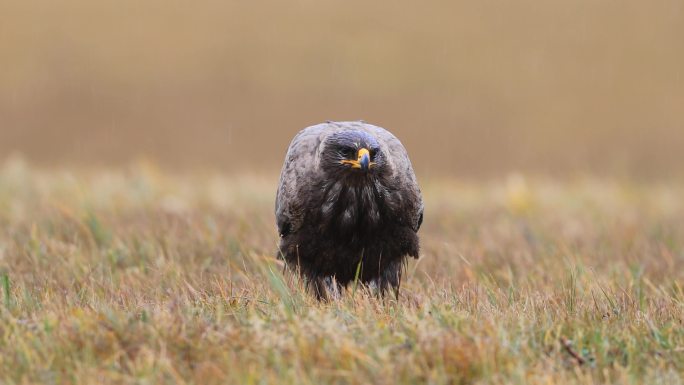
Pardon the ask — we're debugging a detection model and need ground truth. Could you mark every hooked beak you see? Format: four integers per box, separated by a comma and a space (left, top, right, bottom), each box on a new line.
341, 148, 373, 171
358, 148, 370, 171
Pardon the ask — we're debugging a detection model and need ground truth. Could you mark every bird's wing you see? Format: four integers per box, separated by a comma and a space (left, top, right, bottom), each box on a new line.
361, 123, 424, 232
275, 124, 330, 237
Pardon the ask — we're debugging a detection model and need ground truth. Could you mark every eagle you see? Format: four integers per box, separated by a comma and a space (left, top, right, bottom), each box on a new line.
275, 121, 423, 300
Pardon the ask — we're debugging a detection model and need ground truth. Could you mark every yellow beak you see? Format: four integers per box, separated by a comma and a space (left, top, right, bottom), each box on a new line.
341, 148, 373, 171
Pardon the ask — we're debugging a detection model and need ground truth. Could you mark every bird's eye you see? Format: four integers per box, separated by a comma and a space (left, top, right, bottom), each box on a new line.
340, 147, 355, 158
369, 148, 378, 159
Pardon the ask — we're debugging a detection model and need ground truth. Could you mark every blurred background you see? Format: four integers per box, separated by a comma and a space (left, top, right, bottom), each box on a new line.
1, 0, 683, 179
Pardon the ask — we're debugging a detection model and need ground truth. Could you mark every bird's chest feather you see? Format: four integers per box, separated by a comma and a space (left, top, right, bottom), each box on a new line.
317, 180, 384, 238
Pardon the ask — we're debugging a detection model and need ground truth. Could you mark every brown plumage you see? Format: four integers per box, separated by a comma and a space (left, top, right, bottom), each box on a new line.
275, 121, 423, 299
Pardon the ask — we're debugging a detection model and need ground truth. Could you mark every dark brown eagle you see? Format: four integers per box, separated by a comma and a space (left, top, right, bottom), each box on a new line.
275, 121, 423, 300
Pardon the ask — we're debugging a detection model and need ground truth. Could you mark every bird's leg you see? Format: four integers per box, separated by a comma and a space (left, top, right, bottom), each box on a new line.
307, 276, 330, 301
377, 260, 403, 300
324, 276, 343, 301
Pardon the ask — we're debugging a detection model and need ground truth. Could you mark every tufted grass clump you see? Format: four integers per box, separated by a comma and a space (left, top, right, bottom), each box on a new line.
0, 162, 682, 384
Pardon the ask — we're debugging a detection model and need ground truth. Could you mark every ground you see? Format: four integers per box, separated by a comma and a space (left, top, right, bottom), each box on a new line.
0, 159, 682, 384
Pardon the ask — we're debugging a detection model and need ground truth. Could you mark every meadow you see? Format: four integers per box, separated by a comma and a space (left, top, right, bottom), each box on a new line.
0, 158, 682, 384
2, 0, 683, 383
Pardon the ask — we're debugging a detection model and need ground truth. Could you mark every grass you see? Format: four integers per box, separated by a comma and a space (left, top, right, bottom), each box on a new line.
0, 159, 683, 384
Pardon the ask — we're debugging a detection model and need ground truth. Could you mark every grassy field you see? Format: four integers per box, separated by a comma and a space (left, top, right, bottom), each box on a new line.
0, 159, 683, 384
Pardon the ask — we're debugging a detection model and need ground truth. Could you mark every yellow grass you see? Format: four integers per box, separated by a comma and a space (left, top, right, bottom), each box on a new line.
0, 159, 683, 384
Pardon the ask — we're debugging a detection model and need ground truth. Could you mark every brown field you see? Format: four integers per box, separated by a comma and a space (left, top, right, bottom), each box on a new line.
0, 161, 683, 384
1, 0, 684, 177
1, 1, 684, 384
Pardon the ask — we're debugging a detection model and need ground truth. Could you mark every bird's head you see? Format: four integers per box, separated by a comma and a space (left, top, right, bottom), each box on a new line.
321, 130, 384, 176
